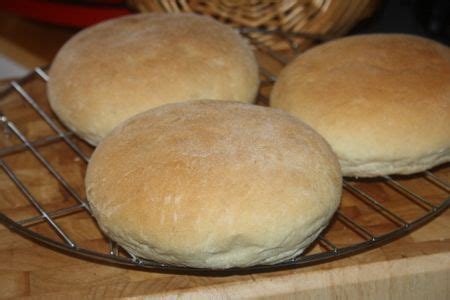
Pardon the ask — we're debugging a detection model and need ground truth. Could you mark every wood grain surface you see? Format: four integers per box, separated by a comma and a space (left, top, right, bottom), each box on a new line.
0, 11, 449, 299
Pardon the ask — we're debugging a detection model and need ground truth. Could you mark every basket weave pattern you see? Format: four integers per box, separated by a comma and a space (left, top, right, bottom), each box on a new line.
128, 0, 378, 50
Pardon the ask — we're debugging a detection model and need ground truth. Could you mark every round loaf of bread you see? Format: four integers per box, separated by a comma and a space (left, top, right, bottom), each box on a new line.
85, 100, 342, 269
48, 13, 259, 145
270, 34, 450, 177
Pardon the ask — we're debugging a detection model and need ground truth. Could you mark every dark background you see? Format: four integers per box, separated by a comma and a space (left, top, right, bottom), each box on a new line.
351, 0, 450, 45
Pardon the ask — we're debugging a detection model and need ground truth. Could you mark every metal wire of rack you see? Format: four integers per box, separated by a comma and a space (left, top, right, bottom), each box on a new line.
0, 31, 448, 274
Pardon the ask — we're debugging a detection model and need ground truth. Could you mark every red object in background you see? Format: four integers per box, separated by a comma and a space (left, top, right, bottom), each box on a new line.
0, 0, 132, 28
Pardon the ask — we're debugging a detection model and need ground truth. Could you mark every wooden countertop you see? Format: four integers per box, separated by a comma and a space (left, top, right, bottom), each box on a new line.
0, 11, 449, 299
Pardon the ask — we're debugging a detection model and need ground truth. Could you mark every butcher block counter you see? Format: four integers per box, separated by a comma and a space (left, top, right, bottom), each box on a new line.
0, 11, 449, 299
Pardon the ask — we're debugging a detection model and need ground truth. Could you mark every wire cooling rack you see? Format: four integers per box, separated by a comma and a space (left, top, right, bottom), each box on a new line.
0, 31, 449, 274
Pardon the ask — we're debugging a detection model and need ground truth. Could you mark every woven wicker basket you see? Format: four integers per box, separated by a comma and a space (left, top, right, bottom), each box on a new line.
127, 0, 379, 50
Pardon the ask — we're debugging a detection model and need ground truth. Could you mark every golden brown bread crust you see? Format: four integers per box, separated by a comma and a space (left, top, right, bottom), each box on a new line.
270, 34, 450, 177
85, 100, 342, 269
48, 13, 259, 145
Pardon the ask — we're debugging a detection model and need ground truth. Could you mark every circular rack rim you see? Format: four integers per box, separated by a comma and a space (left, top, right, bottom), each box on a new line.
1, 197, 448, 274
0, 63, 449, 274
